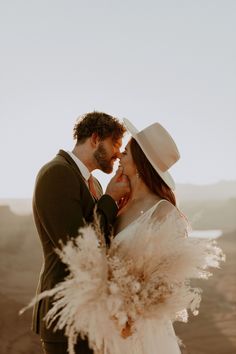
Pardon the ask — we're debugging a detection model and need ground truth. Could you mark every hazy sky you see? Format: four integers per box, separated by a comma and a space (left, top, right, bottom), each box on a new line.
1, 0, 236, 198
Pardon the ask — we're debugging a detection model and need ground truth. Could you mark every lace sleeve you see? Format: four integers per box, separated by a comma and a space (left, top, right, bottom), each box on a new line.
149, 200, 189, 239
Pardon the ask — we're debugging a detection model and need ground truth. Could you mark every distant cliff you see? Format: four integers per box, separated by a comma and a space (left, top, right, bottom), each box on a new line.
1, 180, 236, 233
0, 205, 41, 267
180, 198, 236, 231
176, 180, 236, 201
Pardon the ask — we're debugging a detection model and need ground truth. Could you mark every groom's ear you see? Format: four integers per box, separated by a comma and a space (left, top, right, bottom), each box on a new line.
90, 133, 100, 148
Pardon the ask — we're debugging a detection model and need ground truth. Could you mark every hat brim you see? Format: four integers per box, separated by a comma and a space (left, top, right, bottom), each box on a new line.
123, 118, 139, 136
123, 118, 176, 190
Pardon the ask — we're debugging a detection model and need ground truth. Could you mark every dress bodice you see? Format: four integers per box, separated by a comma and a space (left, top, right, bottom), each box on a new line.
110, 198, 182, 354
114, 199, 166, 243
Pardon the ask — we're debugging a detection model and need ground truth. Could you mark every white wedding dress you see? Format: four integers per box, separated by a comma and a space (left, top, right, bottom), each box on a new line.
23, 199, 224, 354
110, 199, 181, 354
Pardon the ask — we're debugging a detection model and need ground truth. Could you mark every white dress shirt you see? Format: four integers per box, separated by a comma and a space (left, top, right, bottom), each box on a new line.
67, 151, 90, 184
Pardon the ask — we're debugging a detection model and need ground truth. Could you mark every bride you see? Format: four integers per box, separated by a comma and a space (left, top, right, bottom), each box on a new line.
108, 118, 183, 353
22, 119, 224, 354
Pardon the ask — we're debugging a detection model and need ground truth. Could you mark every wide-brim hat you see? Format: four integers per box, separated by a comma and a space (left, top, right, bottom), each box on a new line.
123, 118, 180, 190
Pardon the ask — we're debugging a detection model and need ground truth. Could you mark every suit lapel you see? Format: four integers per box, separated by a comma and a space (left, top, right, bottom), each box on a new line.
57, 150, 84, 179
57, 150, 97, 202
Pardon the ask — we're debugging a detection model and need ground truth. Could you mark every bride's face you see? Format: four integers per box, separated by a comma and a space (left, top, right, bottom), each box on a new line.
119, 141, 137, 178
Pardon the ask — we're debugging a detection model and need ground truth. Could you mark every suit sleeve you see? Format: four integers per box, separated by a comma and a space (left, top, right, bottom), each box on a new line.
96, 194, 118, 244
92, 177, 118, 245
34, 164, 85, 248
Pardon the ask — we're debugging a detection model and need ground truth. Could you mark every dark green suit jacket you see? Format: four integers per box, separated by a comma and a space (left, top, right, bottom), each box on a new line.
32, 150, 118, 341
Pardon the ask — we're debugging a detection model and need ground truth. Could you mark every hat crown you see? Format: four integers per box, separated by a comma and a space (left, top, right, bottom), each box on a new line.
136, 123, 180, 172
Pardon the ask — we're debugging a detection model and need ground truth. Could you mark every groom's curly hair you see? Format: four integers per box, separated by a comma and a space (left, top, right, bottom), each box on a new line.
73, 111, 126, 144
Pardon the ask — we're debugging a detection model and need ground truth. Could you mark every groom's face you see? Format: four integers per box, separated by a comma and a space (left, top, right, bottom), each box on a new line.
94, 136, 122, 173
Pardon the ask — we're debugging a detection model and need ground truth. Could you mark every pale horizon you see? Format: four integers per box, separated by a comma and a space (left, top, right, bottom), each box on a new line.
0, 171, 236, 199
0, 178, 235, 200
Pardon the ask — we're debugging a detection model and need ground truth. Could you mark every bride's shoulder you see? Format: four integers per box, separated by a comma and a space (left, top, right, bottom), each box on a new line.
150, 199, 186, 224
148, 200, 189, 238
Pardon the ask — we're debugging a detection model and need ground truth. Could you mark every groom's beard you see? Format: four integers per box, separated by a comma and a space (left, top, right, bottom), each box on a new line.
94, 143, 116, 173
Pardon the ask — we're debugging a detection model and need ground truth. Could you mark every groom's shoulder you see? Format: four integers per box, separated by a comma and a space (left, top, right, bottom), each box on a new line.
36, 150, 74, 178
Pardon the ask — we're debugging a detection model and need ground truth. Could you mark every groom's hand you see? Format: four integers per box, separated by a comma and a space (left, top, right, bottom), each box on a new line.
105, 167, 130, 203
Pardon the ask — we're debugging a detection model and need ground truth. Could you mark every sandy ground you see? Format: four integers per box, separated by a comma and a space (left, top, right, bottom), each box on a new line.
0, 231, 235, 354
175, 231, 236, 354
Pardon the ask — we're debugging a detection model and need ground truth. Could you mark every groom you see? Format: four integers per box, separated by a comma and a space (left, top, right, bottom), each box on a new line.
32, 112, 130, 354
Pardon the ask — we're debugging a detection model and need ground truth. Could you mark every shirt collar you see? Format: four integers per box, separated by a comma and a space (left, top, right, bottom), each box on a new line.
67, 151, 90, 181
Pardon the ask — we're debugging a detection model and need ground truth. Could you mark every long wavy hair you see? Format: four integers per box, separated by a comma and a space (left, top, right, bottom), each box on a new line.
130, 138, 176, 206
